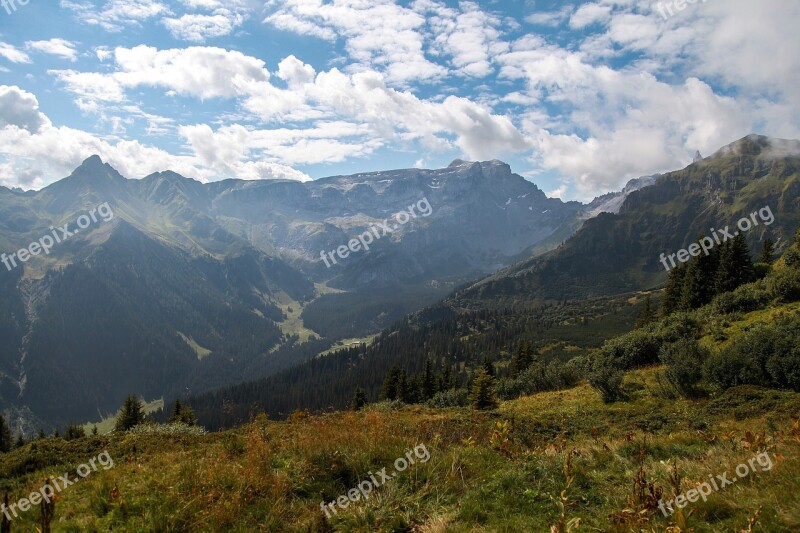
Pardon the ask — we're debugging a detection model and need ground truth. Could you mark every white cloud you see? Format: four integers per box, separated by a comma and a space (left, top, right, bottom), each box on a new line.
525, 6, 572, 27
0, 86, 310, 189
60, 0, 170, 31
0, 86, 50, 133
0, 42, 31, 64
263, 0, 446, 83
569, 3, 612, 29
417, 0, 508, 78
163, 9, 245, 42
113, 45, 269, 99
26, 39, 79, 61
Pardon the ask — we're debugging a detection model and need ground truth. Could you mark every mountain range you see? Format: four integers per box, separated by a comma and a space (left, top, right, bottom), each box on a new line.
0, 154, 623, 431
2, 134, 797, 431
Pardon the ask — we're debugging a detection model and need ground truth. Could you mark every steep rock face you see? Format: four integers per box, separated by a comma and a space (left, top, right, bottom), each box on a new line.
209, 159, 582, 286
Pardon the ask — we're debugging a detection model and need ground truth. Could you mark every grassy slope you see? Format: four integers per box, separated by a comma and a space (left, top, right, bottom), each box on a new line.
2, 367, 799, 532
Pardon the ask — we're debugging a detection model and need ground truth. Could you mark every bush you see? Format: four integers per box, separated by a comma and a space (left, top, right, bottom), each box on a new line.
704, 316, 800, 392
767, 268, 800, 302
600, 328, 661, 369
127, 423, 208, 436
712, 281, 772, 314
427, 389, 469, 408
587, 354, 625, 403
655, 312, 702, 343
659, 338, 709, 397
783, 246, 800, 269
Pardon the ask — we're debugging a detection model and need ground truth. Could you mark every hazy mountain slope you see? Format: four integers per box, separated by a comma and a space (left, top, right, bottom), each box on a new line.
0, 157, 585, 429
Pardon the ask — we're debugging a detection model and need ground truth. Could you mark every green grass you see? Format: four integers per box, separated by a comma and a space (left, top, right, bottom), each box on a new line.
3, 371, 798, 532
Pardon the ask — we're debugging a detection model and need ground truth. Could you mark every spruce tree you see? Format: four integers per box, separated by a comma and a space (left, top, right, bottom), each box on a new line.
661, 262, 687, 316
170, 400, 198, 425
511, 342, 533, 377
482, 356, 495, 377
759, 238, 775, 264
422, 359, 437, 400
715, 239, 737, 294
438, 365, 453, 391
680, 236, 719, 309
114, 395, 146, 432
398, 369, 409, 403
635, 295, 655, 328
0, 416, 11, 453
379, 365, 401, 401
351, 387, 368, 411
469, 369, 498, 410
729, 232, 755, 288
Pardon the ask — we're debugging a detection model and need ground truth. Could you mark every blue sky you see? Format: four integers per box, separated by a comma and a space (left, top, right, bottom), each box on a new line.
0, 0, 798, 201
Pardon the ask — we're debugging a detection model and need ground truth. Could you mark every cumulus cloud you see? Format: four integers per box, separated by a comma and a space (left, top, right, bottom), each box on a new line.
3, 0, 798, 200
60, 0, 170, 31
263, 0, 446, 83
163, 11, 245, 42
26, 39, 79, 61
0, 42, 31, 64
0, 86, 50, 133
0, 85, 309, 189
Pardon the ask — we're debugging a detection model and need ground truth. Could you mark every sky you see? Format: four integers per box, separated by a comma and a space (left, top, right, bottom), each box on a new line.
0, 0, 798, 201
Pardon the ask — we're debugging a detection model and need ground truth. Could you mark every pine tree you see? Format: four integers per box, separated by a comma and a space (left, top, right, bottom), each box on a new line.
422, 359, 437, 400
759, 238, 775, 264
469, 369, 498, 410
680, 237, 719, 310
511, 342, 533, 377
350, 387, 368, 411
92, 425, 99, 436
379, 365, 401, 401
14, 433, 25, 449
114, 395, 146, 432
398, 369, 409, 403
64, 423, 85, 440
715, 239, 737, 294
482, 356, 495, 377
0, 416, 11, 453
729, 232, 755, 288
170, 400, 198, 425
635, 295, 655, 328
438, 365, 453, 391
661, 262, 687, 316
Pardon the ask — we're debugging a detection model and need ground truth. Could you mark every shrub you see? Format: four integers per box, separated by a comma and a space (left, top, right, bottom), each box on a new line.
427, 389, 469, 408
704, 316, 800, 392
587, 354, 625, 403
655, 312, 701, 343
127, 423, 208, 436
767, 268, 800, 302
783, 245, 800, 269
600, 328, 661, 369
658, 338, 709, 397
712, 281, 772, 314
